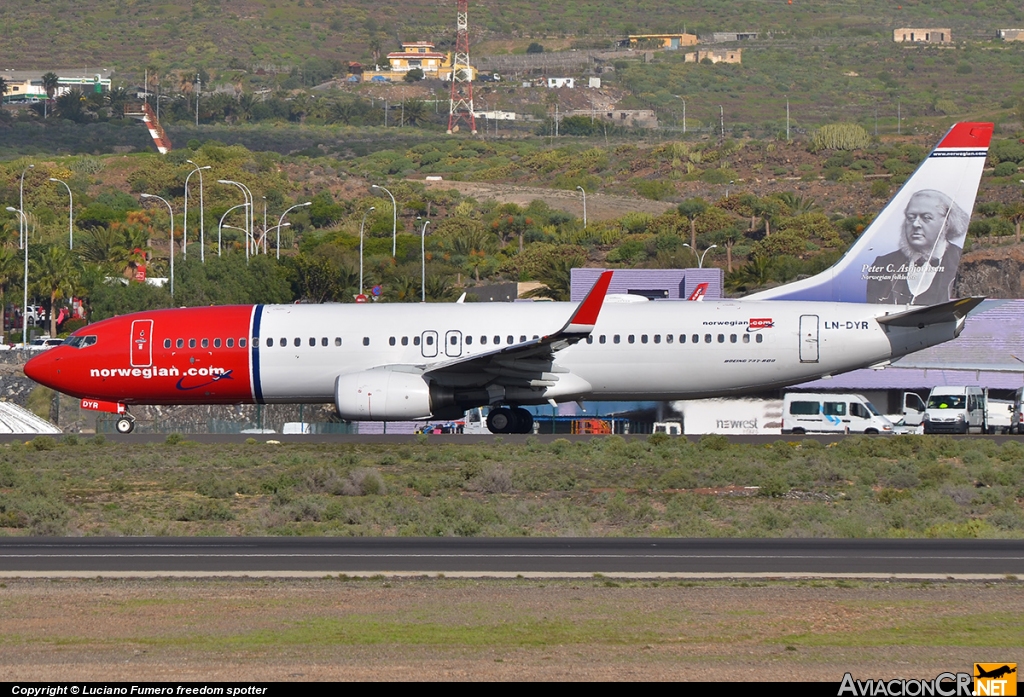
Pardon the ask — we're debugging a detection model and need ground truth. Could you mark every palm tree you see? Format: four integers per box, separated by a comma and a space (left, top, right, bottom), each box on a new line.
403, 99, 428, 127
55, 88, 87, 122
677, 198, 707, 248
32, 245, 79, 337
0, 246, 20, 338
522, 252, 588, 301
106, 86, 130, 118
41, 72, 59, 118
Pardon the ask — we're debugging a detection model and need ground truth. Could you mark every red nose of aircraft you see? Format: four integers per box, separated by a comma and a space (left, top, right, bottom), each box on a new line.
23, 348, 60, 389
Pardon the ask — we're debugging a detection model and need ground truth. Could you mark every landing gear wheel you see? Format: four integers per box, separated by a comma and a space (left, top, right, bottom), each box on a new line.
487, 407, 515, 434
115, 417, 135, 434
513, 407, 534, 434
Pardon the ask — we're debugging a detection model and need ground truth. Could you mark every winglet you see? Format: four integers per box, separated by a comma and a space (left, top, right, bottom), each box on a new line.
562, 270, 613, 334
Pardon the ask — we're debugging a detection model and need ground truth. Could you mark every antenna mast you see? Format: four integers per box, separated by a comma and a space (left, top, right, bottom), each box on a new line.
447, 0, 477, 135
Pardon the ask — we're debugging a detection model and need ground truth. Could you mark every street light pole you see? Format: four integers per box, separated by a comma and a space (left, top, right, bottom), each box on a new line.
576, 186, 587, 228
420, 218, 430, 303
49, 177, 73, 249
371, 185, 397, 257
683, 243, 718, 269
218, 180, 253, 259
184, 161, 210, 262
218, 203, 248, 257
275, 202, 311, 260
6, 207, 28, 345
19, 164, 33, 250
140, 193, 174, 298
359, 207, 376, 296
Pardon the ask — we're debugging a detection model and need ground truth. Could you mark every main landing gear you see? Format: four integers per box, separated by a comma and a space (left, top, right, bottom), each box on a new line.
115, 415, 136, 434
486, 406, 534, 434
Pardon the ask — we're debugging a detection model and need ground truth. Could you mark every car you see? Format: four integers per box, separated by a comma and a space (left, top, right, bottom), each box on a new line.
26, 337, 64, 351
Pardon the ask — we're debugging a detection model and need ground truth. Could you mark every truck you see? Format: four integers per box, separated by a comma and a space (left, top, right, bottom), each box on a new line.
676, 398, 783, 435
922, 385, 986, 434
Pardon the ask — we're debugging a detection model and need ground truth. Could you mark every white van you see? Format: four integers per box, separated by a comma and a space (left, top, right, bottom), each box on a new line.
782, 393, 894, 435
923, 386, 986, 434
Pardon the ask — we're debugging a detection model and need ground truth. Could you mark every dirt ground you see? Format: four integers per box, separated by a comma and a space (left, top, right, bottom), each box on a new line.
424, 179, 676, 222
0, 577, 1020, 681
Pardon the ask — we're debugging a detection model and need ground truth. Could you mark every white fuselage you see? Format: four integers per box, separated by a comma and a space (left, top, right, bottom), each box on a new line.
254, 299, 941, 405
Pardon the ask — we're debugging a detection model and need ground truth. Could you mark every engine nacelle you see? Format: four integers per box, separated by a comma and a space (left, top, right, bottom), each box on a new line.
335, 368, 436, 421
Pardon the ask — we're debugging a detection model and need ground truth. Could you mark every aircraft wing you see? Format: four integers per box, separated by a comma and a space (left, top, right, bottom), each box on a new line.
420, 270, 613, 390
875, 296, 984, 328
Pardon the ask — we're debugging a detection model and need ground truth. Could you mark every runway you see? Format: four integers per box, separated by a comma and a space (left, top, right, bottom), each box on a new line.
1, 538, 1022, 579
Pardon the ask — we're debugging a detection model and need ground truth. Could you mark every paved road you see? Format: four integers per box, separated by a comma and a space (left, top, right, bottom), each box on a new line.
1, 538, 1021, 578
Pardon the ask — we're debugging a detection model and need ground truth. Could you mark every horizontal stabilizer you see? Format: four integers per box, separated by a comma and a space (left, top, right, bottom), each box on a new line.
876, 296, 984, 328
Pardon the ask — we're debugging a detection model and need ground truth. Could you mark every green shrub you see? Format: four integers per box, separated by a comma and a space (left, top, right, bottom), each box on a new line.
810, 123, 869, 152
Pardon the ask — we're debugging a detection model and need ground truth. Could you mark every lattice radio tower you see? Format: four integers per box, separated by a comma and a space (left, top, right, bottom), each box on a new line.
447, 0, 477, 134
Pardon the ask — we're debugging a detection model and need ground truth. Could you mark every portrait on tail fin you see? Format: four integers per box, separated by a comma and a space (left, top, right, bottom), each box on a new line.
745, 122, 992, 304
865, 189, 969, 305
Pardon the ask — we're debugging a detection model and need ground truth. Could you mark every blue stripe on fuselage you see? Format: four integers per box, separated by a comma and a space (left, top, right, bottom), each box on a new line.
252, 304, 264, 403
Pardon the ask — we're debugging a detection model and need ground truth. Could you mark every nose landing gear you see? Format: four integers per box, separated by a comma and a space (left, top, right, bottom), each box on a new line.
486, 406, 534, 434
115, 415, 136, 434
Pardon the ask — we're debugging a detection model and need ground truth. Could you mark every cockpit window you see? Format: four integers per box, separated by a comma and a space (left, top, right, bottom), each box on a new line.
63, 335, 97, 348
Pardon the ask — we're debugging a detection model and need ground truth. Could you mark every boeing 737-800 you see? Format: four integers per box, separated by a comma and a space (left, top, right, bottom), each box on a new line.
23, 122, 993, 434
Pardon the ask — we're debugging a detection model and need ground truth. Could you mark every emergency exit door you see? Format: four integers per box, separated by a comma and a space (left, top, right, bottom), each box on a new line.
799, 314, 819, 363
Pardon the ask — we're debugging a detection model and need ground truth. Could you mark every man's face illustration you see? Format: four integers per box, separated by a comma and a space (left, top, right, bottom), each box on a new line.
903, 192, 946, 254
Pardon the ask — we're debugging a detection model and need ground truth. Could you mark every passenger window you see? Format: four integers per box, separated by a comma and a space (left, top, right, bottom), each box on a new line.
824, 402, 847, 417
704, 334, 712, 343
266, 338, 274, 347
164, 339, 171, 349
227, 339, 234, 348
851, 403, 870, 419
252, 338, 259, 348
692, 334, 699, 343
363, 337, 370, 346
465, 336, 472, 345
628, 335, 635, 344
414, 336, 420, 346
189, 339, 196, 349
280, 338, 286, 347
789, 401, 820, 415
335, 338, 342, 346
481, 336, 487, 345
586, 335, 593, 344
666, 334, 673, 344
214, 339, 221, 348
450, 336, 457, 345
743, 334, 750, 344
321, 337, 327, 347
426, 336, 434, 346
717, 334, 724, 343
641, 335, 648, 344
176, 339, 184, 349
614, 335, 620, 344
654, 335, 661, 344
599, 335, 606, 344
506, 336, 513, 344
389, 337, 396, 346
520, 335, 527, 343
533, 335, 539, 340
679, 335, 686, 344
494, 336, 500, 344
402, 336, 409, 346
756, 335, 763, 344
239, 339, 246, 348
308, 337, 315, 347
202, 339, 209, 348
730, 334, 737, 343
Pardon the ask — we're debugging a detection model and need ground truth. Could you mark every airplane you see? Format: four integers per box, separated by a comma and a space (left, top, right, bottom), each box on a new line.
687, 283, 709, 301
23, 122, 992, 435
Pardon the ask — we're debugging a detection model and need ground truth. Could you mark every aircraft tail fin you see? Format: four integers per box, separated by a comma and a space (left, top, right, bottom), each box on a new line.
747, 122, 993, 304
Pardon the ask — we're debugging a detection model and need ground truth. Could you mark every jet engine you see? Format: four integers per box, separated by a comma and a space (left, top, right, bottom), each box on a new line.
335, 368, 454, 420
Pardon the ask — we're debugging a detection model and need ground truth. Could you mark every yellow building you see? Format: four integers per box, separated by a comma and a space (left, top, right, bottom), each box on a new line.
387, 43, 452, 75
626, 33, 697, 50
